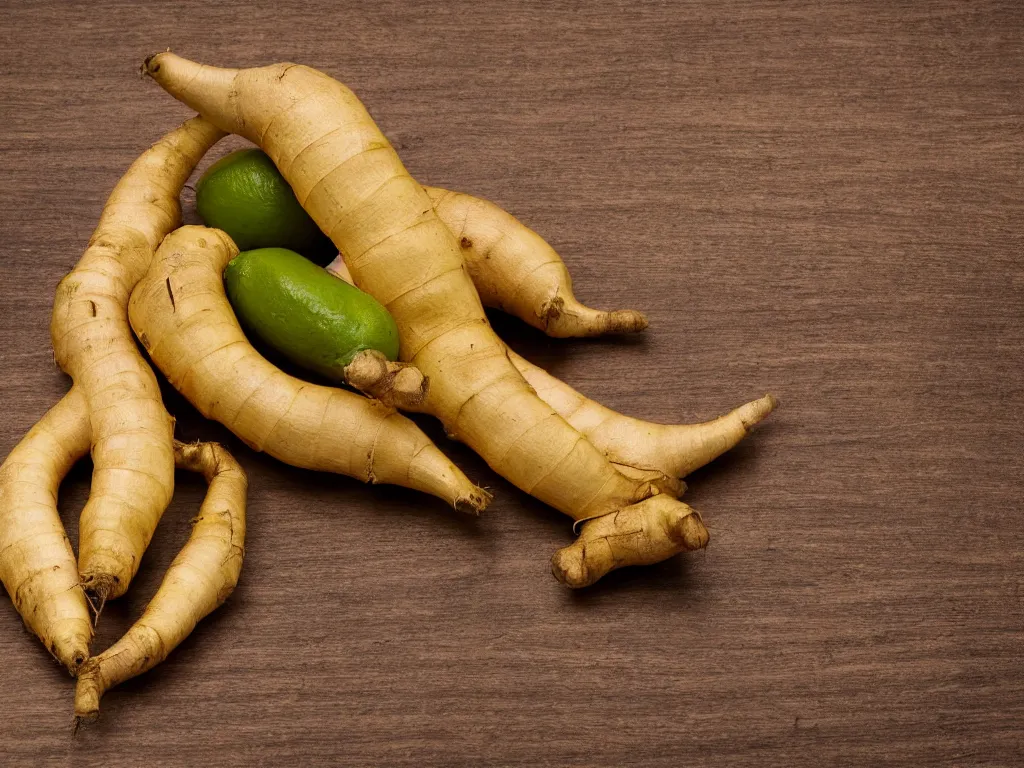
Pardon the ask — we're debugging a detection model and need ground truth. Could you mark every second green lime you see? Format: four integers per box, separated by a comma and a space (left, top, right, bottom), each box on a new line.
196, 148, 336, 263
225, 247, 401, 380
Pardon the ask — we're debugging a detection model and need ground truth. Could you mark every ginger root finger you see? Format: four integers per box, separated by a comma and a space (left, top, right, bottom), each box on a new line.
508, 349, 776, 481
323, 269, 736, 498
342, 348, 429, 409
324, 263, 688, 494
129, 226, 489, 514
144, 53, 708, 583
50, 116, 225, 602
552, 495, 709, 588
425, 187, 648, 338
74, 440, 246, 721
0, 388, 93, 674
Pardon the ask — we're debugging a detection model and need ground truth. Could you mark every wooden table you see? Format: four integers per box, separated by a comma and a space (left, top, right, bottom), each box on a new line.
1, 1, 1021, 765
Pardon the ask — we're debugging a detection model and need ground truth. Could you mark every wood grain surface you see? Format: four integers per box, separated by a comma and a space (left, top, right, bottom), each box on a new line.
1, 1, 1022, 765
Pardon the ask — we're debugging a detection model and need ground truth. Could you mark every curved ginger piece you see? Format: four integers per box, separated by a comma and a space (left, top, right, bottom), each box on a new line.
342, 348, 429, 410
129, 226, 489, 514
144, 53, 708, 587
50, 116, 225, 602
324, 266, 771, 494
425, 187, 648, 338
0, 389, 92, 673
74, 440, 246, 722
508, 350, 776, 483
554, 495, 709, 587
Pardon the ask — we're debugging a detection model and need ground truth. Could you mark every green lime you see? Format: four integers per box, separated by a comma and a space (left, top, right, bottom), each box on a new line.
224, 247, 400, 378
196, 148, 336, 264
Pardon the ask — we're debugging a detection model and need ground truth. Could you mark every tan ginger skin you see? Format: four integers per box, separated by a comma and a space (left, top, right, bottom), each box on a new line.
423, 187, 648, 338
0, 118, 223, 672
49, 116, 225, 604
144, 53, 712, 587
0, 389, 93, 673
419, 191, 776, 487
326, 266, 774, 498
75, 440, 247, 722
129, 226, 490, 514
509, 351, 776, 487
332, 187, 648, 339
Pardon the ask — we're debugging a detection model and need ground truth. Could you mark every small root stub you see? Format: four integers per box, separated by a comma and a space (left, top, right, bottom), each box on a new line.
454, 487, 493, 516
551, 495, 709, 588
541, 296, 650, 338
80, 574, 114, 624
71, 715, 88, 738
71, 650, 88, 674
749, 393, 779, 425
52, 638, 91, 678
343, 349, 429, 409
141, 50, 169, 77
599, 309, 649, 335
72, 660, 103, 721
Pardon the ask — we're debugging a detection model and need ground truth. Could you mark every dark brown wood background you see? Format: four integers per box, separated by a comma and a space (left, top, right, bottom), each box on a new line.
1, 1, 1021, 765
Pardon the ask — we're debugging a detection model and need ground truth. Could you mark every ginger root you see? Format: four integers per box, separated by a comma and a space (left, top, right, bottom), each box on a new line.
74, 440, 246, 721
50, 116, 224, 603
129, 225, 490, 513
342, 349, 429, 410
554, 495, 709, 588
144, 53, 709, 586
425, 187, 648, 338
509, 350, 776, 483
0, 389, 92, 673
